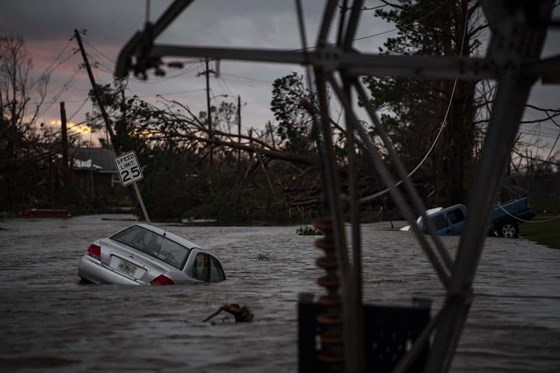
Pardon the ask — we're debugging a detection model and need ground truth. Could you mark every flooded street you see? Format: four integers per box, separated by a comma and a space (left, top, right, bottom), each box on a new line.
0, 215, 559, 372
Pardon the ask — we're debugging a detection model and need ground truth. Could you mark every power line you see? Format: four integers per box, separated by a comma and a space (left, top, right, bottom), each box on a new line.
83, 38, 115, 64
67, 96, 91, 122
220, 72, 273, 86
216, 75, 235, 97
93, 62, 115, 75
353, 3, 446, 42
150, 88, 206, 97
521, 128, 560, 140
360, 2, 470, 203
30, 37, 75, 88
73, 28, 116, 144
37, 66, 81, 118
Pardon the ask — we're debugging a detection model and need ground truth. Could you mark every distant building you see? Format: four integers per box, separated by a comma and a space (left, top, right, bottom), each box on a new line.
70, 147, 121, 196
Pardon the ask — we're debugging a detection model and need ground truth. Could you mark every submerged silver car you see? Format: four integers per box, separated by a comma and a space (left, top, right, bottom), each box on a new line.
78, 223, 225, 285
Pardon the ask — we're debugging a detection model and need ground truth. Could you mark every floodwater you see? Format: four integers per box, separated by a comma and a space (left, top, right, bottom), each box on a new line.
0, 215, 559, 372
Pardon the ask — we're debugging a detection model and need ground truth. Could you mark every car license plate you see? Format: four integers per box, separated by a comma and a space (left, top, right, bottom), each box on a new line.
117, 260, 137, 277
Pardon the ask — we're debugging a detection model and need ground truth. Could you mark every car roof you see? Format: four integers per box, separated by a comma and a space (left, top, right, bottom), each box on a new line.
134, 223, 201, 250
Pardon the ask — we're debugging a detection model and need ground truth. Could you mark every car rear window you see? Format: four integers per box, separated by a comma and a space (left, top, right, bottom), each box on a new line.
111, 225, 191, 269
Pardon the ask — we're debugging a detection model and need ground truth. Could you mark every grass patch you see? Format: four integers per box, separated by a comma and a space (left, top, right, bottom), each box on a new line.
520, 216, 560, 249
296, 225, 322, 236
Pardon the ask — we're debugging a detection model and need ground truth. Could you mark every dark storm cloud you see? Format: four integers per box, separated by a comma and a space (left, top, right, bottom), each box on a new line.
3, 1, 557, 151
2, 0, 144, 42
1, 0, 325, 48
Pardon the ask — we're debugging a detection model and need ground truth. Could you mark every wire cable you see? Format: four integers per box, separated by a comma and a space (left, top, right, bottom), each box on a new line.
496, 203, 560, 223
67, 96, 91, 122
83, 38, 116, 64
37, 66, 81, 118
220, 73, 273, 86
353, 2, 446, 42
360, 3, 470, 203
30, 37, 74, 88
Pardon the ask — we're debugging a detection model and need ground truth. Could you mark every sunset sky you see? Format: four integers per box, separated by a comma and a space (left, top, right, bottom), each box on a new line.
2, 0, 559, 158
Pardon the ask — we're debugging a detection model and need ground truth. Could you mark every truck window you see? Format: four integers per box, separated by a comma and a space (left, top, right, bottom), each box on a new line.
448, 209, 465, 224
431, 215, 448, 230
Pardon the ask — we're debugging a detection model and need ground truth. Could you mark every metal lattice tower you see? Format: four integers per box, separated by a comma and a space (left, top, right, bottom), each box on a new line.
114, 1, 558, 371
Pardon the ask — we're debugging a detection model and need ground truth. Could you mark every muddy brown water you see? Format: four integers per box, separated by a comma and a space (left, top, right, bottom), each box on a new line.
0, 215, 559, 372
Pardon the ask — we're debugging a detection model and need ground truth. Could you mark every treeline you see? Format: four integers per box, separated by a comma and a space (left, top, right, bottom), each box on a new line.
3, 1, 560, 224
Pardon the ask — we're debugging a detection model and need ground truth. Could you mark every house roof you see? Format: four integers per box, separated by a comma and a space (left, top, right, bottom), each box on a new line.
73, 159, 103, 170
71, 147, 117, 172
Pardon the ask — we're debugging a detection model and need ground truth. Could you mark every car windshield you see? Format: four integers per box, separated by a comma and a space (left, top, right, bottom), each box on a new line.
111, 225, 191, 269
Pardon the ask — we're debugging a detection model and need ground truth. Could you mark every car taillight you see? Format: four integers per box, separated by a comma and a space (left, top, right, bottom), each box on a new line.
150, 275, 175, 285
87, 244, 101, 260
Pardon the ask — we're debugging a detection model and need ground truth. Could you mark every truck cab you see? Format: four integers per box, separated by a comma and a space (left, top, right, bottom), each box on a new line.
417, 198, 534, 238
419, 204, 467, 236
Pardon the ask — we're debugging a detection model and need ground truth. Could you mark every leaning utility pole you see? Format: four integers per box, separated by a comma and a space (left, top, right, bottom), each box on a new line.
73, 29, 117, 151
75, 29, 150, 222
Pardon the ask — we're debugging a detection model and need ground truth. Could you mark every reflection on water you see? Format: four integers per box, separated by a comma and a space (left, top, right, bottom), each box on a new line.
0, 215, 559, 372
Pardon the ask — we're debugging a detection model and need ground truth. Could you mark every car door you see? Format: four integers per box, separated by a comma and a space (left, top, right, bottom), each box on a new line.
193, 253, 226, 282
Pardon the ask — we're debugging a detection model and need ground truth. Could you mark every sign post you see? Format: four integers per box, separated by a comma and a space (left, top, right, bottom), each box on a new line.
114, 151, 151, 223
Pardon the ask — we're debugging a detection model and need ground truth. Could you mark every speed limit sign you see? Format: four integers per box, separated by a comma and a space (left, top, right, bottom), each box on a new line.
114, 151, 143, 186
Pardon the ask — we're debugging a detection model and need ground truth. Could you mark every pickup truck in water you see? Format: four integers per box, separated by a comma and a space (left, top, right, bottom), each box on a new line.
412, 198, 536, 238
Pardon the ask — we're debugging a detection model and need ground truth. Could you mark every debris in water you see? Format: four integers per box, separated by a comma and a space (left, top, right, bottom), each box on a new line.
257, 253, 271, 261
203, 304, 254, 323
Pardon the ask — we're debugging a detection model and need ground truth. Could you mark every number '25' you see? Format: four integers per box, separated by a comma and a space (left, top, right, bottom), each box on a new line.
122, 166, 140, 182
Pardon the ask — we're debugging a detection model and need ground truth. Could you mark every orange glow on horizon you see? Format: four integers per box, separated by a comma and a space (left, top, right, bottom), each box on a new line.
49, 119, 93, 135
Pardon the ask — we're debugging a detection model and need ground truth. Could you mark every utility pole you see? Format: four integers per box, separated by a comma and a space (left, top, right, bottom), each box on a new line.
60, 101, 69, 197
60, 102, 69, 170
73, 29, 117, 151
206, 57, 212, 167
237, 95, 241, 167
74, 29, 150, 222
199, 57, 215, 167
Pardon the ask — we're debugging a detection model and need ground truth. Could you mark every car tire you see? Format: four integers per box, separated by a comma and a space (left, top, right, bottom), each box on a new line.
498, 222, 519, 238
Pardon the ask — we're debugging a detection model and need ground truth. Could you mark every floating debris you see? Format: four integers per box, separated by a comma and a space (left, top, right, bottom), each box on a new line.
203, 304, 254, 323
257, 253, 272, 261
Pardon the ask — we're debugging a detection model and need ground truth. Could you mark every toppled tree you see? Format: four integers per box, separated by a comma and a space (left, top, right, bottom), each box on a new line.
84, 80, 325, 222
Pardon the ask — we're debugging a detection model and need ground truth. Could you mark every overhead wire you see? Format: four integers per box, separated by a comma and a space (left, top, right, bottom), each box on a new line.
352, 2, 446, 42
37, 65, 82, 119
519, 130, 560, 140
215, 75, 235, 97
146, 88, 206, 97
360, 3, 470, 203
220, 73, 273, 86
30, 37, 75, 88
496, 203, 560, 223
83, 38, 116, 64
67, 96, 91, 122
